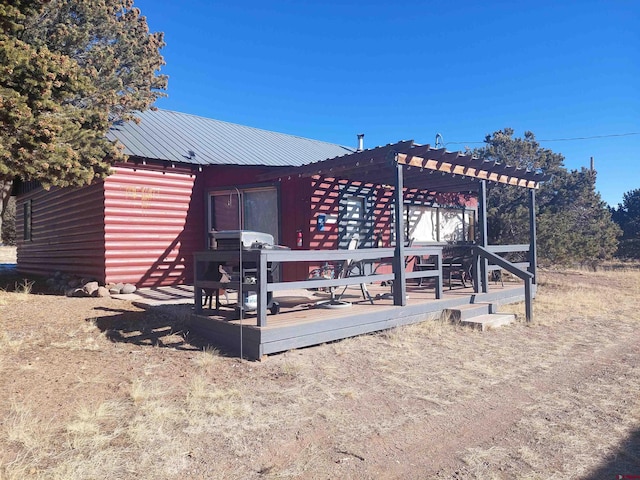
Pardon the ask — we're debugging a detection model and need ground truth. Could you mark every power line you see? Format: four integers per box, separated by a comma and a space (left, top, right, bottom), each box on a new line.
445, 131, 640, 146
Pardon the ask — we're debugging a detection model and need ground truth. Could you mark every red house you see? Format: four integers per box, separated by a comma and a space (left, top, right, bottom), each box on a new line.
14, 109, 549, 358
14, 109, 486, 287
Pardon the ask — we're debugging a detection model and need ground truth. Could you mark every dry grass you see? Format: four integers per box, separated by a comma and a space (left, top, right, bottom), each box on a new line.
0, 267, 639, 479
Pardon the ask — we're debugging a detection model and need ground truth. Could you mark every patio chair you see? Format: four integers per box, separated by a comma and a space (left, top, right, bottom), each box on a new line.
414, 253, 437, 287
374, 237, 414, 299
442, 255, 472, 289
335, 234, 374, 305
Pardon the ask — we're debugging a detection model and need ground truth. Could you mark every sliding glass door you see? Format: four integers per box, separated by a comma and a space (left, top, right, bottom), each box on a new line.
208, 187, 279, 243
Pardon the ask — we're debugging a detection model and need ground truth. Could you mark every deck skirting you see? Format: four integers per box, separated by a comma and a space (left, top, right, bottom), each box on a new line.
188, 284, 533, 360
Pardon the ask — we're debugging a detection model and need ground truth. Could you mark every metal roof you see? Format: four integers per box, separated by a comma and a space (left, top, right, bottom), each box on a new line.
107, 109, 355, 167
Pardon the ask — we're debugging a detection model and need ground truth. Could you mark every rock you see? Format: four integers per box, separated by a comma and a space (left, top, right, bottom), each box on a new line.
71, 288, 87, 297
83, 281, 99, 296
121, 283, 137, 294
109, 287, 121, 295
94, 286, 110, 297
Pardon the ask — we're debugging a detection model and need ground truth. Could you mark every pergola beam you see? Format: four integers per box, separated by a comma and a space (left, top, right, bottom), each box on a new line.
257, 140, 547, 194
396, 152, 540, 189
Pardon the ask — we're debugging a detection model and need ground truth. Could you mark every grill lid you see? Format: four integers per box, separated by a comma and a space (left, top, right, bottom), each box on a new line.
210, 230, 275, 250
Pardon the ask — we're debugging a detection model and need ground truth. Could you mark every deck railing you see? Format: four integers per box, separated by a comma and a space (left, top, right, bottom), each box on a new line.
193, 246, 444, 326
472, 245, 534, 322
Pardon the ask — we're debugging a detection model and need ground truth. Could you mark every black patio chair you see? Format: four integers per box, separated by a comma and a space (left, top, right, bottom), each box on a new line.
442, 255, 472, 289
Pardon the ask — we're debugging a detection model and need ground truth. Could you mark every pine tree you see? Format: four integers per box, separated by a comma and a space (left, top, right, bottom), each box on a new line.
0, 0, 167, 239
474, 129, 620, 265
611, 189, 640, 259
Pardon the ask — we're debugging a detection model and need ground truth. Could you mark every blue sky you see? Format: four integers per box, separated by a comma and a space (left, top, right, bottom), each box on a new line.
135, 0, 638, 206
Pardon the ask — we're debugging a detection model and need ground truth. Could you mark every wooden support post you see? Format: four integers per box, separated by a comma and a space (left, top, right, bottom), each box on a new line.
392, 157, 407, 306
524, 277, 533, 322
528, 188, 538, 284
435, 254, 443, 299
194, 258, 203, 314
257, 253, 268, 327
478, 180, 489, 293
472, 249, 481, 293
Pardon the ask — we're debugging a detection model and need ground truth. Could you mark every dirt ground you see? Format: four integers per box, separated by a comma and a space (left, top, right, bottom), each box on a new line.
0, 255, 639, 479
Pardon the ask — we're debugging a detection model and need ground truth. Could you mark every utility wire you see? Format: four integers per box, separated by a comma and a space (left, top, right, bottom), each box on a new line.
446, 131, 640, 146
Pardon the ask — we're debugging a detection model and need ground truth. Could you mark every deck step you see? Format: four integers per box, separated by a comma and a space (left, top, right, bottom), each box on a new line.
460, 313, 516, 331
441, 303, 492, 322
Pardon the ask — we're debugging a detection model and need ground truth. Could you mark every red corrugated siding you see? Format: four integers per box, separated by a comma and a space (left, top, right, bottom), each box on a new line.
280, 176, 313, 280
104, 166, 199, 287
16, 183, 106, 281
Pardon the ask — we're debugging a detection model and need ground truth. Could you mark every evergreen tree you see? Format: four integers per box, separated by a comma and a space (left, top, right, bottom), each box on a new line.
611, 189, 640, 258
474, 129, 620, 265
0, 0, 167, 240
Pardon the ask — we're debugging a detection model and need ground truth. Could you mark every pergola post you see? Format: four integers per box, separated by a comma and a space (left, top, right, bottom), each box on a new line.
528, 188, 538, 284
477, 180, 489, 293
392, 157, 407, 306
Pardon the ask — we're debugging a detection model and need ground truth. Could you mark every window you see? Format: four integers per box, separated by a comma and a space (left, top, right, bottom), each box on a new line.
338, 188, 374, 249
407, 205, 438, 242
208, 187, 279, 243
406, 204, 475, 243
439, 209, 464, 242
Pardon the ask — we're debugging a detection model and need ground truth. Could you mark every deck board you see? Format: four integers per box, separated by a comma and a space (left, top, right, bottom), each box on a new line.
188, 281, 531, 359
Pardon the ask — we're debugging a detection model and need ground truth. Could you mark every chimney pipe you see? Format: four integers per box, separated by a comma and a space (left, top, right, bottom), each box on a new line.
357, 133, 364, 152
590, 156, 595, 172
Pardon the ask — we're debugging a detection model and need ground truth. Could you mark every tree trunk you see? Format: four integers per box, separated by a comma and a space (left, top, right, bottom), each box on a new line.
0, 180, 13, 244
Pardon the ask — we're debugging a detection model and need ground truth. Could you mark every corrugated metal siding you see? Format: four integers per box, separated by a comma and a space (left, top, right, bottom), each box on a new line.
16, 183, 106, 281
104, 166, 199, 287
280, 176, 313, 281
107, 109, 354, 167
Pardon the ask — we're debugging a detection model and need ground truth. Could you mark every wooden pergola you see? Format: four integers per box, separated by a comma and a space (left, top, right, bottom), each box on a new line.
262, 140, 547, 318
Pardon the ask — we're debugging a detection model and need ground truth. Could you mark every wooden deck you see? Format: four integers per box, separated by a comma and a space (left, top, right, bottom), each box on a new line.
189, 281, 533, 360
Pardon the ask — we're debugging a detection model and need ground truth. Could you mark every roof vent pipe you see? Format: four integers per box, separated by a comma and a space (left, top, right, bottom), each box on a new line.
357, 133, 364, 152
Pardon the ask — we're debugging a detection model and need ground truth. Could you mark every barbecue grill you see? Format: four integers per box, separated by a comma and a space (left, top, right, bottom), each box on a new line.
208, 230, 283, 316
209, 230, 275, 251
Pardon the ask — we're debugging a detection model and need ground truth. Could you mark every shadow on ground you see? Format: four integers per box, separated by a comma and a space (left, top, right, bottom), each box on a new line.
584, 427, 640, 479
92, 305, 236, 356
0, 266, 56, 294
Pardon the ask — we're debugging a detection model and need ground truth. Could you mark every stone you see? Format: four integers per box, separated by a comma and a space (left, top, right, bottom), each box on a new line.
94, 286, 110, 298
121, 283, 137, 294
83, 281, 99, 296
109, 287, 122, 295
71, 288, 87, 297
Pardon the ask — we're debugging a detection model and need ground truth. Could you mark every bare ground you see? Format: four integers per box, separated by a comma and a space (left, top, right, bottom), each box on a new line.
0, 262, 639, 479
